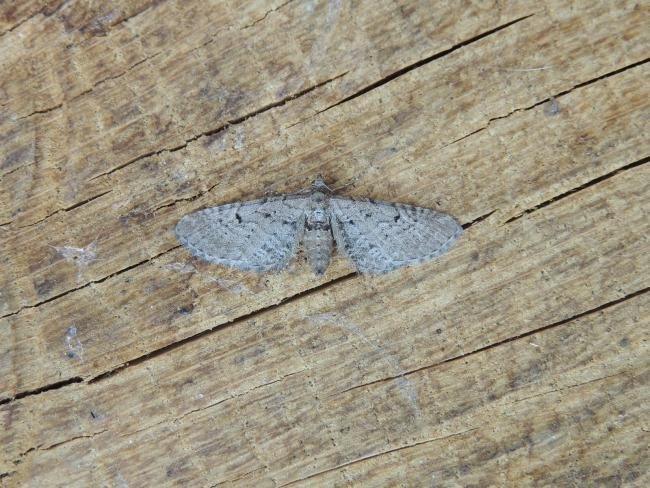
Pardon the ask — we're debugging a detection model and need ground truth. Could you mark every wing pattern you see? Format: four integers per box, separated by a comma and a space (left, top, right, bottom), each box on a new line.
329, 196, 462, 274
175, 196, 308, 271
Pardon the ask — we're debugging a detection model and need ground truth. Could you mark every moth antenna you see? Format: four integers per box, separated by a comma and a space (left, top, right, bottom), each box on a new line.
330, 176, 358, 193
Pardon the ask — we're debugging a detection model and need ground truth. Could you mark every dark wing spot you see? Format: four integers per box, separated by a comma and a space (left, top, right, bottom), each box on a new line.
176, 304, 194, 315
393, 214, 401, 222
235, 212, 242, 223
348, 219, 355, 225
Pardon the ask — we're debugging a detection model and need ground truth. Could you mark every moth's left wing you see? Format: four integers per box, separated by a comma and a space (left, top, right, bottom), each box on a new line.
329, 196, 462, 274
175, 195, 308, 271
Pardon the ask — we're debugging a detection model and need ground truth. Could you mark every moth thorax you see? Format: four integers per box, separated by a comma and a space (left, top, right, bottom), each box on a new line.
304, 202, 333, 275
310, 207, 327, 222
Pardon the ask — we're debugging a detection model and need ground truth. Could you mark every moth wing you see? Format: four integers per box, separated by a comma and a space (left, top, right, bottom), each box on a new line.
329, 196, 462, 274
175, 195, 308, 271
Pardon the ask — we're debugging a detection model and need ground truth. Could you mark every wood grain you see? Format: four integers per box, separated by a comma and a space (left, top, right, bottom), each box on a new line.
1, 0, 648, 486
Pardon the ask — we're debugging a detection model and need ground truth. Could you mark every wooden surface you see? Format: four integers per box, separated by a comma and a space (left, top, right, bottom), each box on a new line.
1, 0, 648, 486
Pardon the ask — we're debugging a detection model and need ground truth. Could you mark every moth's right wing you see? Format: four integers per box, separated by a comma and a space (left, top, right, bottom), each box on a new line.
329, 196, 462, 274
175, 195, 308, 271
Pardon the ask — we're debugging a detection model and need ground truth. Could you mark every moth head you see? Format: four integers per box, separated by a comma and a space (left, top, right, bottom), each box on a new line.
311, 175, 332, 193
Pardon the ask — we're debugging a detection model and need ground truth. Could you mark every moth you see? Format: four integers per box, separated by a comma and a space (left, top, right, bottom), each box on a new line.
175, 176, 462, 275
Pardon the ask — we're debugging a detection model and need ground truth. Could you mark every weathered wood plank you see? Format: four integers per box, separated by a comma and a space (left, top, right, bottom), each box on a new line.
2, 156, 648, 483
1, 1, 646, 229
2, 0, 648, 486
1, 57, 647, 400
2, 0, 648, 375
300, 372, 647, 487
3, 7, 647, 310
5, 251, 648, 485
0, 0, 537, 220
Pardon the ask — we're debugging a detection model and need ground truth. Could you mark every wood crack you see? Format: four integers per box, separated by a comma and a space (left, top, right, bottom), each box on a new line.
8, 1, 305, 120
150, 180, 223, 215
0, 471, 15, 480
506, 370, 633, 405
87, 71, 348, 181
332, 286, 649, 398
4, 370, 310, 465
111, 0, 166, 28
505, 155, 650, 223
69, 53, 161, 102
0, 160, 35, 180
462, 209, 497, 229
0, 3, 51, 38
445, 56, 650, 147
308, 14, 535, 118
44, 429, 107, 451
280, 427, 478, 486
241, 0, 295, 30
0, 0, 160, 40
208, 467, 269, 488
86, 273, 356, 384
17, 103, 63, 120
5, 190, 113, 230
118, 369, 306, 441
17, 53, 161, 121
0, 246, 179, 320
11, 429, 108, 468
0, 376, 83, 406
